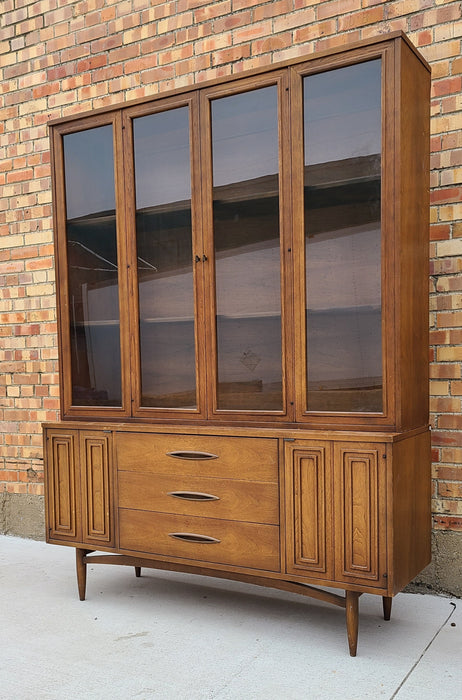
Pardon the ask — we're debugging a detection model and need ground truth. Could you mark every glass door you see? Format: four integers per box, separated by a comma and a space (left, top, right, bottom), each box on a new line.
125, 95, 206, 417
201, 74, 292, 419
295, 57, 384, 419
54, 114, 130, 416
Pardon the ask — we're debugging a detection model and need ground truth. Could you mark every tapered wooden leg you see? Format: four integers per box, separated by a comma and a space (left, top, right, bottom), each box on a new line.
382, 596, 392, 621
76, 548, 89, 601
135, 567, 141, 578
346, 591, 360, 657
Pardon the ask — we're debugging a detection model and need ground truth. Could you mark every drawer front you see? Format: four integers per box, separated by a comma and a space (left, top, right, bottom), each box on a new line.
116, 433, 278, 481
119, 509, 280, 572
118, 472, 279, 524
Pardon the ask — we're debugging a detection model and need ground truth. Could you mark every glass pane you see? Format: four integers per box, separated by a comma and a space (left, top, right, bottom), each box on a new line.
134, 107, 196, 408
64, 125, 122, 406
212, 86, 283, 411
304, 60, 382, 413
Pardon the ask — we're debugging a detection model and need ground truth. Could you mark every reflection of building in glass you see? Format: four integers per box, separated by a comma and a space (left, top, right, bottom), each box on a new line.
67, 211, 121, 406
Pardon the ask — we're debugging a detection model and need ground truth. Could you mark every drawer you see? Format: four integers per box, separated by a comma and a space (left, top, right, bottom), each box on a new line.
118, 472, 279, 524
116, 433, 278, 482
119, 509, 280, 572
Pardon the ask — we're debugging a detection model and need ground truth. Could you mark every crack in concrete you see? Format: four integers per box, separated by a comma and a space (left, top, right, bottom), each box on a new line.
115, 631, 149, 642
390, 601, 457, 699
208, 644, 266, 699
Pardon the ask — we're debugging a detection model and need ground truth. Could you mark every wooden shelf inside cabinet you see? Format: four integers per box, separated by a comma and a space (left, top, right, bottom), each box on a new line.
46, 32, 430, 657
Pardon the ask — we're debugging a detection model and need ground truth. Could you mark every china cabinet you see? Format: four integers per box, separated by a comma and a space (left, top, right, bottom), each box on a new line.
44, 31, 431, 655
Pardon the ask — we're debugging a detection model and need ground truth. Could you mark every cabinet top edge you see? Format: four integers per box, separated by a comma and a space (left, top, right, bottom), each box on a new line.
42, 422, 430, 443
48, 31, 428, 130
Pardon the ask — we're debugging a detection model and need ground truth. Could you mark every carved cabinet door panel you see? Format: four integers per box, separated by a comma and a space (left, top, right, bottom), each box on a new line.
333, 442, 387, 589
80, 431, 113, 546
45, 430, 80, 542
285, 440, 333, 579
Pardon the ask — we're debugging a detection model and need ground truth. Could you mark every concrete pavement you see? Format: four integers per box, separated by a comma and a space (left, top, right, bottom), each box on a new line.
0, 535, 460, 700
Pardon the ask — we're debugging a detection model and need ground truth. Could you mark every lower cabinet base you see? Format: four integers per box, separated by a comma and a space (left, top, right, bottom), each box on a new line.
74, 547, 392, 657
44, 423, 430, 657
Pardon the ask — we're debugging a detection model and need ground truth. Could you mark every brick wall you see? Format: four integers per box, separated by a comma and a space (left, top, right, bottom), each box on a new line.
1, 0, 461, 566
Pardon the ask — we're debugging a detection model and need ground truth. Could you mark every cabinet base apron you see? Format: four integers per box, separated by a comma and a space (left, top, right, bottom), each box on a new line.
75, 548, 392, 657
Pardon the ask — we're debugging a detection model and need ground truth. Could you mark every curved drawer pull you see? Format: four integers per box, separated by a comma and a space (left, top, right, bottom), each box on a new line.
168, 532, 221, 544
167, 450, 218, 460
167, 491, 220, 502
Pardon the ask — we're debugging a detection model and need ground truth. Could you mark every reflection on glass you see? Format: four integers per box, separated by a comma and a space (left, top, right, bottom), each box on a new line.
212, 86, 283, 411
64, 125, 122, 406
134, 107, 196, 408
304, 60, 382, 413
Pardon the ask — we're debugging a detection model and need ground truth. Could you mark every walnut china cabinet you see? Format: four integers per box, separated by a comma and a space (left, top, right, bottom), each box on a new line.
44, 32, 431, 655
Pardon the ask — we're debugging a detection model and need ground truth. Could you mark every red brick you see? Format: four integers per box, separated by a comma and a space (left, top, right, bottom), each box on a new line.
254, 0, 292, 21
75, 25, 107, 44
7, 169, 34, 184
438, 477, 462, 498
76, 55, 108, 72
195, 34, 232, 55
430, 398, 461, 413
416, 30, 432, 47
338, 6, 384, 30
212, 45, 251, 66
437, 465, 462, 480
318, 0, 361, 21
194, 1, 231, 22
430, 329, 449, 345
433, 516, 462, 531
140, 66, 175, 84
432, 431, 462, 447
175, 55, 210, 76
233, 21, 272, 43
213, 11, 252, 33
46, 65, 75, 81
430, 224, 451, 241
101, 6, 116, 22
232, 0, 265, 9
315, 31, 361, 52
175, 24, 213, 45
430, 187, 462, 204
139, 36, 174, 56
0, 471, 19, 482
432, 76, 462, 98
439, 416, 462, 430
294, 20, 337, 43
158, 45, 194, 66
157, 12, 193, 33
430, 364, 461, 379
141, 2, 176, 23
430, 258, 462, 276
253, 34, 292, 55
436, 311, 462, 328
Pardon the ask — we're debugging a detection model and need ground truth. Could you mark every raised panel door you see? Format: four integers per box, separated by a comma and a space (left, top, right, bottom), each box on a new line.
333, 442, 387, 588
81, 432, 113, 545
45, 430, 80, 541
285, 440, 333, 578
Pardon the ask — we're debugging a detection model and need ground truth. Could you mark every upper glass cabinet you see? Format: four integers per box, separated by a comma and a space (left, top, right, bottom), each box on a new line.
51, 33, 430, 430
